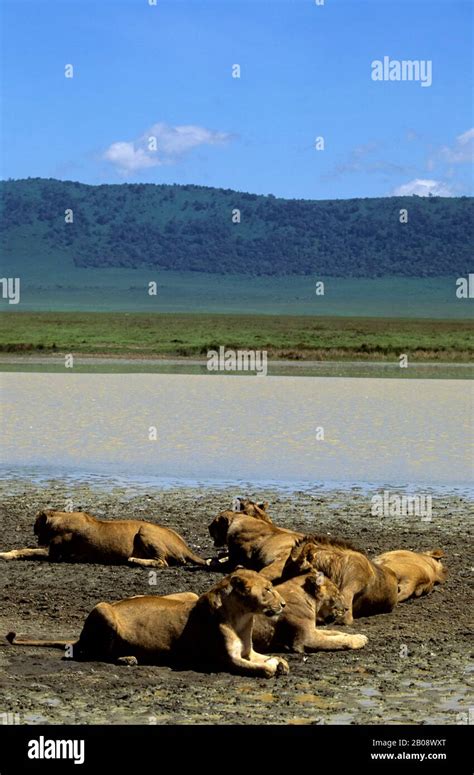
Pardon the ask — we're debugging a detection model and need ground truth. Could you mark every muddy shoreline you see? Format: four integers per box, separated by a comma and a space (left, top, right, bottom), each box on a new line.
0, 479, 472, 725
0, 355, 472, 381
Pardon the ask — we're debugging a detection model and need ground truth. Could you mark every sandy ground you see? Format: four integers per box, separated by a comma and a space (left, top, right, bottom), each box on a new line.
0, 479, 472, 725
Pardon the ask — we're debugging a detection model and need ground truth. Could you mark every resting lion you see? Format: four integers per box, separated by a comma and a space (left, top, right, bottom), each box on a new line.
6, 569, 289, 678
373, 549, 447, 602
252, 571, 368, 653
208, 510, 303, 581
282, 537, 399, 625
0, 509, 207, 568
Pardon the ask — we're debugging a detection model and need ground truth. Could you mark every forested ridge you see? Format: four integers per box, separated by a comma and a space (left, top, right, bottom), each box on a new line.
1, 178, 472, 277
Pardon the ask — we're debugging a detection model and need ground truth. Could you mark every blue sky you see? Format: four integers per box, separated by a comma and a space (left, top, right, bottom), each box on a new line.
1, 0, 472, 199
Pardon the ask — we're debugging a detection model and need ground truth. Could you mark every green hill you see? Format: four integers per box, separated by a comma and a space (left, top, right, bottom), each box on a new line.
1, 178, 472, 277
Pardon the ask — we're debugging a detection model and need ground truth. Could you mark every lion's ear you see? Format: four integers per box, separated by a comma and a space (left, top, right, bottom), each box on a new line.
303, 572, 323, 597
216, 513, 232, 530
290, 544, 301, 561
297, 550, 312, 572
427, 548, 444, 560
303, 574, 317, 595
34, 511, 48, 529
254, 502, 272, 523
207, 590, 223, 610
305, 543, 320, 564
230, 575, 250, 595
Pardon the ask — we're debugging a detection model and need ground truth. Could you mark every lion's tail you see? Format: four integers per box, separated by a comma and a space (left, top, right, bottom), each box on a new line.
186, 550, 208, 566
6, 631, 74, 649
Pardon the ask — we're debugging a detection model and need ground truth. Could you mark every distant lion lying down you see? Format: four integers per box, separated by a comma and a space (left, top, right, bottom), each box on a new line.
252, 571, 368, 654
0, 509, 207, 568
208, 509, 303, 581
6, 569, 289, 678
373, 549, 447, 602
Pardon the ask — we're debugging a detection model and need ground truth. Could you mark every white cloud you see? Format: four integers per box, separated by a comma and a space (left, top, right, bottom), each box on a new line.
103, 142, 159, 174
146, 122, 230, 155
439, 127, 474, 164
390, 178, 455, 197
102, 122, 232, 175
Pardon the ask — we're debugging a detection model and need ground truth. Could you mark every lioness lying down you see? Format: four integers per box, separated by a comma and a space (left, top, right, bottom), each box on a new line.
6, 569, 289, 678
0, 510, 207, 568
252, 571, 368, 654
282, 537, 399, 625
373, 549, 447, 602
208, 509, 303, 581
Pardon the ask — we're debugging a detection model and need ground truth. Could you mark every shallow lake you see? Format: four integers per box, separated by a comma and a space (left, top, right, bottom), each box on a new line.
0, 373, 472, 491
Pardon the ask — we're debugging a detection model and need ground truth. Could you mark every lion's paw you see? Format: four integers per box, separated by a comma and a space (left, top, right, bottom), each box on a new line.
351, 634, 368, 649
265, 656, 289, 676
275, 657, 290, 675
117, 656, 138, 666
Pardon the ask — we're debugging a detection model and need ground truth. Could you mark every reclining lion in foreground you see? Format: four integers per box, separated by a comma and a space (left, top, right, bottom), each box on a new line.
252, 571, 368, 654
373, 549, 447, 602
6, 569, 289, 678
282, 537, 399, 625
0, 510, 207, 568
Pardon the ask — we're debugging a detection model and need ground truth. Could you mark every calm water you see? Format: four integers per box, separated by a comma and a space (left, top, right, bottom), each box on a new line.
1, 374, 472, 489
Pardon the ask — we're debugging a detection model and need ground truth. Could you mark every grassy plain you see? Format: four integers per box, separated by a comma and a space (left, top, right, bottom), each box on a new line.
1, 312, 472, 361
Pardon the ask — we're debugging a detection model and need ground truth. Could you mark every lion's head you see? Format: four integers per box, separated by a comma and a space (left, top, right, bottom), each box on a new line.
237, 499, 272, 523
207, 569, 285, 618
34, 510, 58, 546
282, 539, 320, 579
302, 573, 347, 624
208, 511, 235, 547
229, 570, 286, 618
424, 549, 448, 581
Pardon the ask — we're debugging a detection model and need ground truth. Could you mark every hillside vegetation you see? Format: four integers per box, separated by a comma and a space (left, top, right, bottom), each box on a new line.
1, 178, 472, 277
